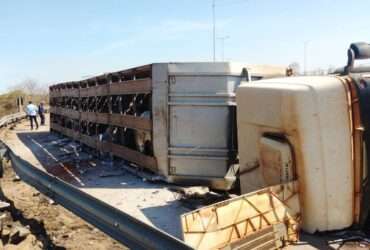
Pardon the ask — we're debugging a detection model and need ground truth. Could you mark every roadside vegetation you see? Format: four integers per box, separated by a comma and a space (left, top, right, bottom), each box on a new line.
0, 79, 48, 117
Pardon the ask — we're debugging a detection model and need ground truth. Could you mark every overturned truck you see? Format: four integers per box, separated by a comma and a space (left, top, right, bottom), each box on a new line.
49, 63, 288, 190
49, 43, 370, 249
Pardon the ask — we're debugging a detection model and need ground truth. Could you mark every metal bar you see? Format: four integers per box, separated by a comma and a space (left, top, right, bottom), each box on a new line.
0, 143, 192, 250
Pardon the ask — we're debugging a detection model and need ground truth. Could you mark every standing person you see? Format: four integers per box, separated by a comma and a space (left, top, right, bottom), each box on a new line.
38, 101, 45, 125
26, 101, 39, 130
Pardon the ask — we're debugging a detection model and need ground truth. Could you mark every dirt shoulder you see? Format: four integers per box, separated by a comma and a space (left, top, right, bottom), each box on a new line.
0, 159, 126, 250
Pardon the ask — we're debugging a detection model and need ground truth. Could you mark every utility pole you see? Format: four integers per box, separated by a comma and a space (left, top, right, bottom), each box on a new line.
218, 36, 230, 61
212, 0, 216, 62
304, 41, 310, 75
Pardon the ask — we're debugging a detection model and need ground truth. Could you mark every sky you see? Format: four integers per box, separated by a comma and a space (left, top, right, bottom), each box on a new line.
0, 0, 369, 92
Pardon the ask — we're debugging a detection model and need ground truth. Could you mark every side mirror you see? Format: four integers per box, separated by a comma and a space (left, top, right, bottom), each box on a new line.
345, 42, 370, 74
350, 42, 370, 60
241, 67, 251, 82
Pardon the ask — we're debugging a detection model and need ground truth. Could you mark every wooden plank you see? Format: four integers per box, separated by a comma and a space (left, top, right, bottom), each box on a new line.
63, 89, 71, 97
114, 64, 152, 79
70, 130, 80, 140
109, 78, 152, 95
50, 108, 79, 120
56, 90, 62, 97
110, 114, 151, 131
64, 128, 74, 138
54, 124, 63, 133
56, 107, 63, 114
79, 112, 151, 131
74, 136, 157, 172
50, 92, 58, 98
63, 109, 79, 120
87, 112, 96, 122
109, 142, 157, 172
181, 181, 300, 250
52, 109, 151, 131
78, 78, 151, 98
71, 110, 80, 120
50, 107, 61, 115
60, 128, 69, 137
80, 134, 96, 148
75, 64, 151, 85
59, 88, 79, 97
79, 88, 89, 97
62, 127, 80, 140
96, 84, 109, 96
60, 89, 67, 97
87, 87, 97, 96
51, 123, 63, 132
80, 112, 90, 121
64, 88, 79, 98
79, 112, 97, 122
50, 107, 57, 114
96, 113, 109, 124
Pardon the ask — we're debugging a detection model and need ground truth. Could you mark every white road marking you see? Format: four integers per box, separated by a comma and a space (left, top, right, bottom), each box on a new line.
27, 136, 85, 186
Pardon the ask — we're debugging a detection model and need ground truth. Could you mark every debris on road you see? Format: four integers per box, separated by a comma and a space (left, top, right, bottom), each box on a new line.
12, 175, 20, 182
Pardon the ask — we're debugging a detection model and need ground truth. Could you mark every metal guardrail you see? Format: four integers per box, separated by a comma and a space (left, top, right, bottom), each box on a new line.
0, 115, 193, 250
0, 112, 27, 128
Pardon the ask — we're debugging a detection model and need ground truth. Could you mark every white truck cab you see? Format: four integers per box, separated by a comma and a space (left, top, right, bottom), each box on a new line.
237, 42, 370, 233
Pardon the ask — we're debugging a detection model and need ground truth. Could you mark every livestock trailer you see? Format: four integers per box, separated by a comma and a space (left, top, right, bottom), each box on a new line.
49, 62, 289, 190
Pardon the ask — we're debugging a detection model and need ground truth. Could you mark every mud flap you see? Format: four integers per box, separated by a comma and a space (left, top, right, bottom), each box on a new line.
181, 181, 300, 250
